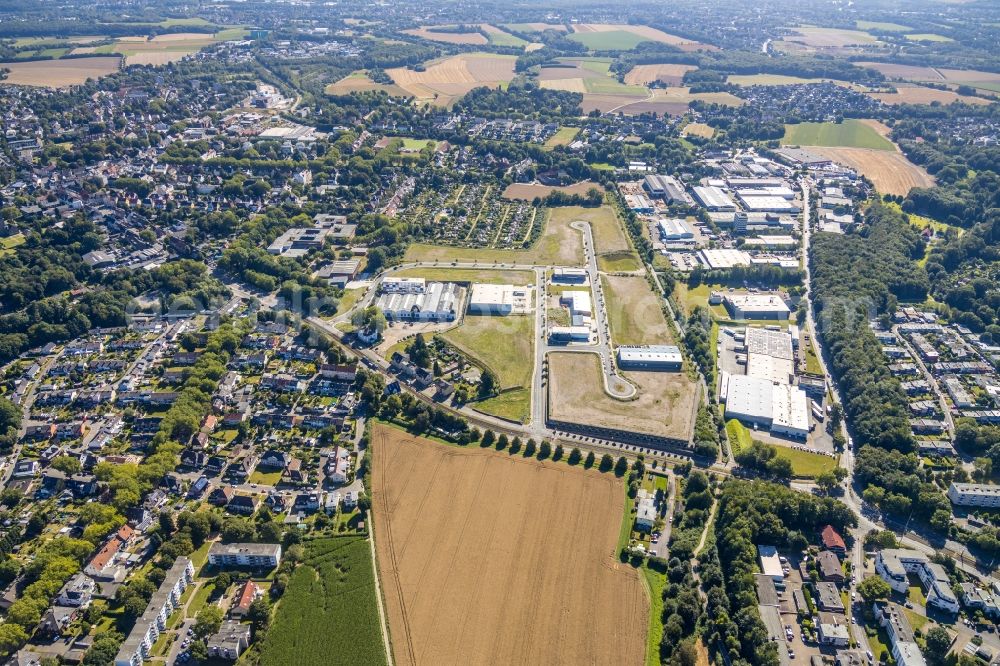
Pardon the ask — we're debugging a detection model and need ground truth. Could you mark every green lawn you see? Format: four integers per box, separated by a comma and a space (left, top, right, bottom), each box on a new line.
249, 469, 283, 485
0, 233, 25, 257
903, 608, 929, 632
642, 566, 667, 666
726, 419, 753, 456
442, 313, 534, 390
186, 582, 215, 618
189, 540, 212, 569
256, 536, 387, 666
544, 126, 580, 149
773, 446, 838, 479
781, 119, 895, 151
906, 33, 953, 42
398, 137, 439, 151
335, 287, 365, 316
568, 30, 651, 51
804, 338, 823, 375
486, 27, 528, 47
474, 388, 531, 423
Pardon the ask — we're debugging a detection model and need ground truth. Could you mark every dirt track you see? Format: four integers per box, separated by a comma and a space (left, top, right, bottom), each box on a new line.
371, 424, 647, 666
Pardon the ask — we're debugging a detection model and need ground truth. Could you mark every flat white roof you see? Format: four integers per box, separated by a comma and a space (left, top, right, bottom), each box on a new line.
725, 374, 774, 422
771, 383, 810, 435
699, 248, 751, 269
747, 353, 794, 385
618, 345, 682, 364
758, 545, 784, 579
725, 294, 791, 316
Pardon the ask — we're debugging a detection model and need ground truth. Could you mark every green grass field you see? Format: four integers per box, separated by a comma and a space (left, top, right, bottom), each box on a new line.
781, 119, 895, 151
474, 388, 531, 423
856, 20, 912, 32
0, 234, 25, 257
726, 419, 752, 456
335, 288, 365, 316
568, 30, 651, 51
398, 137, 439, 151
544, 126, 580, 148
774, 446, 837, 478
642, 566, 666, 666
485, 27, 528, 47
906, 33, 954, 42
249, 469, 282, 485
442, 313, 534, 390
258, 537, 386, 666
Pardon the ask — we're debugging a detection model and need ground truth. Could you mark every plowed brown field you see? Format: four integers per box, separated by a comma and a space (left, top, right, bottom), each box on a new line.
371, 424, 647, 666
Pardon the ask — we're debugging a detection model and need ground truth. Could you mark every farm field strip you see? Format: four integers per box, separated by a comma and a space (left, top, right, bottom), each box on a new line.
371, 424, 648, 666
780, 119, 895, 150
0, 56, 122, 87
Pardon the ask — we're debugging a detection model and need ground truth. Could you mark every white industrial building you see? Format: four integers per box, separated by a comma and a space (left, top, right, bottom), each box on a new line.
741, 236, 798, 250
747, 354, 795, 385
693, 186, 738, 211
699, 248, 752, 270
624, 194, 655, 213
737, 194, 800, 213
724, 294, 790, 320
758, 545, 784, 581
948, 482, 1000, 508
560, 290, 592, 316
723, 374, 809, 439
376, 282, 459, 322
381, 277, 426, 294
731, 186, 796, 199
658, 218, 695, 241
549, 326, 591, 343
468, 283, 529, 316
617, 345, 682, 371
643, 174, 692, 204
552, 267, 587, 284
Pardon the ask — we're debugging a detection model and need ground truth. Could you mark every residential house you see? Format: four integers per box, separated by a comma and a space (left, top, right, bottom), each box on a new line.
206, 621, 251, 661
229, 581, 262, 619
816, 550, 845, 583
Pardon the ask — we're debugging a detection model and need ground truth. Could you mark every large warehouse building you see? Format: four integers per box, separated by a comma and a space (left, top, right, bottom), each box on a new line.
658, 218, 695, 241
723, 374, 810, 439
376, 282, 460, 322
467, 284, 529, 316
617, 345, 683, 371
724, 294, 791, 320
693, 186, 738, 211
643, 174, 692, 204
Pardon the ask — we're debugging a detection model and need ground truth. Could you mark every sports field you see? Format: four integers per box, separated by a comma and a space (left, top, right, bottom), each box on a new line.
547, 352, 696, 441
405, 208, 585, 266
780, 119, 895, 151
601, 275, 674, 346
0, 56, 122, 87
371, 424, 647, 666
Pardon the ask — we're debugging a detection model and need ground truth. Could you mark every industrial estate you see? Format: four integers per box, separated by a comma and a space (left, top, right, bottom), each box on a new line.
0, 1, 999, 666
